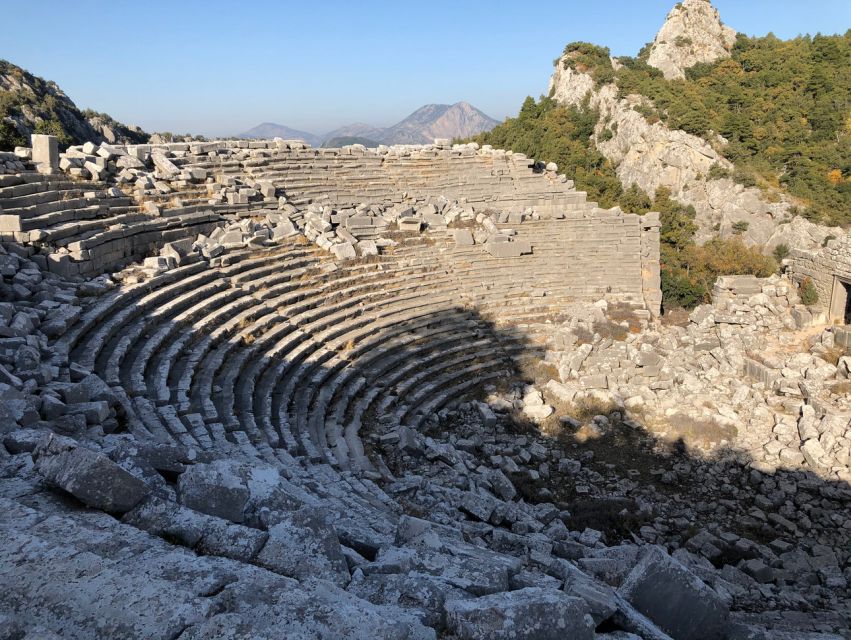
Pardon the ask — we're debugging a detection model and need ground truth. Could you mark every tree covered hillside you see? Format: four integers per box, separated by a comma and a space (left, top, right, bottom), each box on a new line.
472, 31, 849, 310
617, 31, 850, 226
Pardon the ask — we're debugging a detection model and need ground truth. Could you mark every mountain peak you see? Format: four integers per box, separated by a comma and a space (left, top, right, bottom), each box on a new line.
646, 0, 737, 80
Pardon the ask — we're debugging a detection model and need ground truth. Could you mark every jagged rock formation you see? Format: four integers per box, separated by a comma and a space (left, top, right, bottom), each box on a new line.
547, 3, 838, 251
646, 0, 737, 80
0, 60, 147, 149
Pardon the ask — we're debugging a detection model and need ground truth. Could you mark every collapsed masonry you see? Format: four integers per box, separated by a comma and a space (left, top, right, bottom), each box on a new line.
0, 134, 849, 639
1, 135, 662, 316
788, 234, 851, 327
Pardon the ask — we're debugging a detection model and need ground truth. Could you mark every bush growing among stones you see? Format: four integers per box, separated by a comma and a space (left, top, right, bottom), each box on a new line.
799, 277, 819, 306
772, 243, 790, 262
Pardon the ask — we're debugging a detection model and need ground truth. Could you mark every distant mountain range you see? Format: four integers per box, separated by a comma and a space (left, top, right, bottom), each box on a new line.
237, 101, 500, 147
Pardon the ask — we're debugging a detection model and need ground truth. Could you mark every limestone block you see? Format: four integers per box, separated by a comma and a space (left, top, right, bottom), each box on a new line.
255, 507, 350, 586
31, 134, 59, 173
618, 546, 730, 640
398, 218, 422, 232
444, 588, 594, 640
454, 229, 474, 246
358, 240, 378, 257
33, 434, 150, 514
331, 242, 357, 260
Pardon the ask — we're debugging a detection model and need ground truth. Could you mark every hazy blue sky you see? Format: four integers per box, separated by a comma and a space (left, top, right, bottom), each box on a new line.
3, 1, 849, 136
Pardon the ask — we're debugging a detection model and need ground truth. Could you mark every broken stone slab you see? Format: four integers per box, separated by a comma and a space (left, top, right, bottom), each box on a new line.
454, 229, 475, 246
255, 506, 351, 587
549, 558, 618, 625
347, 570, 471, 629
176, 459, 304, 526
484, 240, 532, 258
123, 495, 267, 564
33, 434, 150, 514
523, 404, 554, 421
331, 242, 357, 260
358, 239, 379, 257
151, 152, 180, 177
458, 489, 504, 523
399, 217, 423, 232
486, 469, 517, 502
367, 543, 521, 597
618, 546, 730, 640
444, 587, 595, 640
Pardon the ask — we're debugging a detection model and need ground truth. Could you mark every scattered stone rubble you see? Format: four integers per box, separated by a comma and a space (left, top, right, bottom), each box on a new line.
531, 275, 851, 482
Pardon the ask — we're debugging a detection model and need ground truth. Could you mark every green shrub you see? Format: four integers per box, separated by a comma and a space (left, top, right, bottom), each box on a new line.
708, 163, 732, 180
613, 33, 851, 225
732, 168, 758, 188
799, 277, 819, 306
731, 221, 750, 235
772, 243, 790, 261
561, 42, 615, 86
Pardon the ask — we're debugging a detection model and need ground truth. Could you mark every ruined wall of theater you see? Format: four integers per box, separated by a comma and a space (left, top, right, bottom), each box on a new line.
208, 141, 661, 313
787, 234, 851, 315
206, 141, 592, 216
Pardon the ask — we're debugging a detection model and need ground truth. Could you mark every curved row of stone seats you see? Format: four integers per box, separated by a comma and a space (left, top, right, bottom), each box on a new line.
147, 141, 587, 216
55, 234, 530, 476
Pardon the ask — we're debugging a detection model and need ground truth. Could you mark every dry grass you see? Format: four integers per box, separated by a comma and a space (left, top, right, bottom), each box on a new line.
829, 381, 851, 396
572, 396, 620, 422
818, 346, 847, 366
516, 357, 559, 385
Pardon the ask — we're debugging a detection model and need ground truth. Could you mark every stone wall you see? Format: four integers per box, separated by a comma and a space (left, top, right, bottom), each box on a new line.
787, 232, 851, 321
465, 211, 653, 312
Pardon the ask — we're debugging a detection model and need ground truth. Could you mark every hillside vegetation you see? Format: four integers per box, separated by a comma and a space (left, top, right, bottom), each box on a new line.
0, 59, 146, 150
473, 30, 849, 310
548, 31, 851, 226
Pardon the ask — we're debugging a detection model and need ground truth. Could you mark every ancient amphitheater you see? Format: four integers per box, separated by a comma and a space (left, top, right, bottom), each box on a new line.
0, 135, 849, 639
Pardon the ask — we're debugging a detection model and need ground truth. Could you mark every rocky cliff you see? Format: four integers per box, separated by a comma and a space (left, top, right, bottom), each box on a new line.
547, 3, 839, 251
646, 0, 736, 80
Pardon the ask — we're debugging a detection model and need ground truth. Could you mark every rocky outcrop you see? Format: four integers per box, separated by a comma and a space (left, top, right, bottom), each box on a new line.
547, 18, 835, 251
646, 0, 737, 80
0, 59, 147, 149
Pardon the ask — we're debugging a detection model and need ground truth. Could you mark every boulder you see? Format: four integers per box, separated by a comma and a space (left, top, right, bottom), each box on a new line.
33, 434, 150, 514
444, 588, 594, 640
255, 506, 351, 586
178, 459, 251, 522
618, 547, 730, 640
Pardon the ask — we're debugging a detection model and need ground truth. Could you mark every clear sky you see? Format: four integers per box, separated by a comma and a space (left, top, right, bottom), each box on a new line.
3, 1, 849, 137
